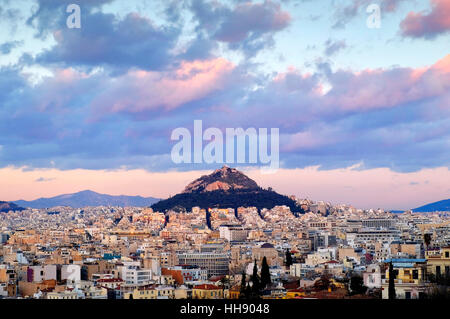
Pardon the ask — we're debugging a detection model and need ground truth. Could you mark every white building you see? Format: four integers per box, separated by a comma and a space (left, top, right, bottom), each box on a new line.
219, 225, 248, 242
363, 264, 382, 289
61, 264, 81, 283
118, 261, 152, 286
27, 265, 57, 282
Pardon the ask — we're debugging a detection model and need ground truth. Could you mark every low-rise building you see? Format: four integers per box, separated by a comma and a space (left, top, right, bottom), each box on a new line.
381, 258, 428, 299
192, 284, 223, 299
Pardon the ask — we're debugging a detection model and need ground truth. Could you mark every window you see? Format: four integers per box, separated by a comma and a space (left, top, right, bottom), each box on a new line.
405, 291, 411, 299
445, 251, 449, 258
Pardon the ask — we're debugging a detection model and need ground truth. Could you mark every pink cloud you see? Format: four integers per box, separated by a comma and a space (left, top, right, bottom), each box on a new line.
89, 58, 235, 118
264, 54, 450, 115
33, 68, 91, 112
325, 54, 450, 112
400, 0, 450, 38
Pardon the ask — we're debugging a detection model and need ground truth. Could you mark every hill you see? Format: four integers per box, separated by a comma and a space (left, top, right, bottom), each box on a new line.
412, 199, 450, 212
151, 166, 302, 213
0, 201, 25, 213
13, 190, 160, 209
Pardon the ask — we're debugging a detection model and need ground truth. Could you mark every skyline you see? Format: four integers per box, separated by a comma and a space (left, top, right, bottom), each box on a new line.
0, 0, 449, 209
2, 165, 449, 211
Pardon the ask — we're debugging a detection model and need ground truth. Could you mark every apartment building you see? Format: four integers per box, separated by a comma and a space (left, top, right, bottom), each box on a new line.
118, 261, 152, 286
177, 252, 230, 277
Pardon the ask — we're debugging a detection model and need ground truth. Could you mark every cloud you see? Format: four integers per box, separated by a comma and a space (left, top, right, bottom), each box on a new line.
211, 55, 450, 171
400, 0, 450, 39
324, 39, 347, 56
190, 0, 291, 57
332, 0, 407, 29
35, 11, 180, 72
0, 41, 23, 54
0, 48, 449, 174
26, 0, 114, 38
88, 58, 236, 118
0, 58, 247, 171
324, 54, 450, 112
35, 177, 56, 182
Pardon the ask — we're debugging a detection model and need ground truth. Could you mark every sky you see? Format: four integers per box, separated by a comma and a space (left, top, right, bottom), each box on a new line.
0, 0, 449, 210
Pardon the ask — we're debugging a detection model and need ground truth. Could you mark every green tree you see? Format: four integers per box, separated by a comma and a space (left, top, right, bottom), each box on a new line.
424, 233, 432, 249
285, 249, 293, 268
315, 272, 331, 291
260, 256, 271, 289
350, 275, 367, 295
245, 282, 252, 299
250, 259, 261, 299
251, 260, 260, 295
388, 262, 396, 299
220, 276, 229, 295
239, 271, 248, 299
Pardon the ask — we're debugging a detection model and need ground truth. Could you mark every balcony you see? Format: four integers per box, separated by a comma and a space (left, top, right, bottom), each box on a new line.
381, 278, 423, 285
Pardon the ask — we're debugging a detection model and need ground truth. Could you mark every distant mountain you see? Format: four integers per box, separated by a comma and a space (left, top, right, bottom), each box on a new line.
13, 190, 160, 209
151, 166, 302, 213
0, 201, 25, 213
412, 199, 450, 212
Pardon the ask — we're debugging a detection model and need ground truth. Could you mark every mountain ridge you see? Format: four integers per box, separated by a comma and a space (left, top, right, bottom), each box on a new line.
13, 190, 160, 209
412, 199, 450, 212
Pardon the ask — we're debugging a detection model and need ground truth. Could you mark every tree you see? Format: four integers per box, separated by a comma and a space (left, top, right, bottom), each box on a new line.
260, 256, 271, 289
350, 275, 367, 295
285, 249, 293, 268
220, 276, 229, 294
388, 262, 396, 299
424, 233, 432, 249
245, 283, 252, 299
239, 271, 247, 299
251, 260, 260, 294
240, 272, 246, 291
315, 272, 331, 291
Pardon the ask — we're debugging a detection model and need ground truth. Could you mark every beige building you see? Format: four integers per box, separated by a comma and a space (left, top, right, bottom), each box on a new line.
192, 284, 223, 299
426, 247, 450, 277
252, 243, 279, 266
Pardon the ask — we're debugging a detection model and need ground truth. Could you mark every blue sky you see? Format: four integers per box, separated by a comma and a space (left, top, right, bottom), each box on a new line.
0, 0, 449, 208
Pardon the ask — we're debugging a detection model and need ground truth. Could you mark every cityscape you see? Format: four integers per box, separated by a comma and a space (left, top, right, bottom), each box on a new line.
1, 0, 450, 307
0, 166, 449, 300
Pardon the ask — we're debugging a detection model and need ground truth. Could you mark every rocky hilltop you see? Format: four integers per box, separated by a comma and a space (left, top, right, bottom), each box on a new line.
183, 166, 259, 193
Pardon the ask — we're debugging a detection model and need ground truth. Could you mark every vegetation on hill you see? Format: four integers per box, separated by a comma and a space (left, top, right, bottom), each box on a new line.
0, 201, 25, 213
151, 188, 302, 213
